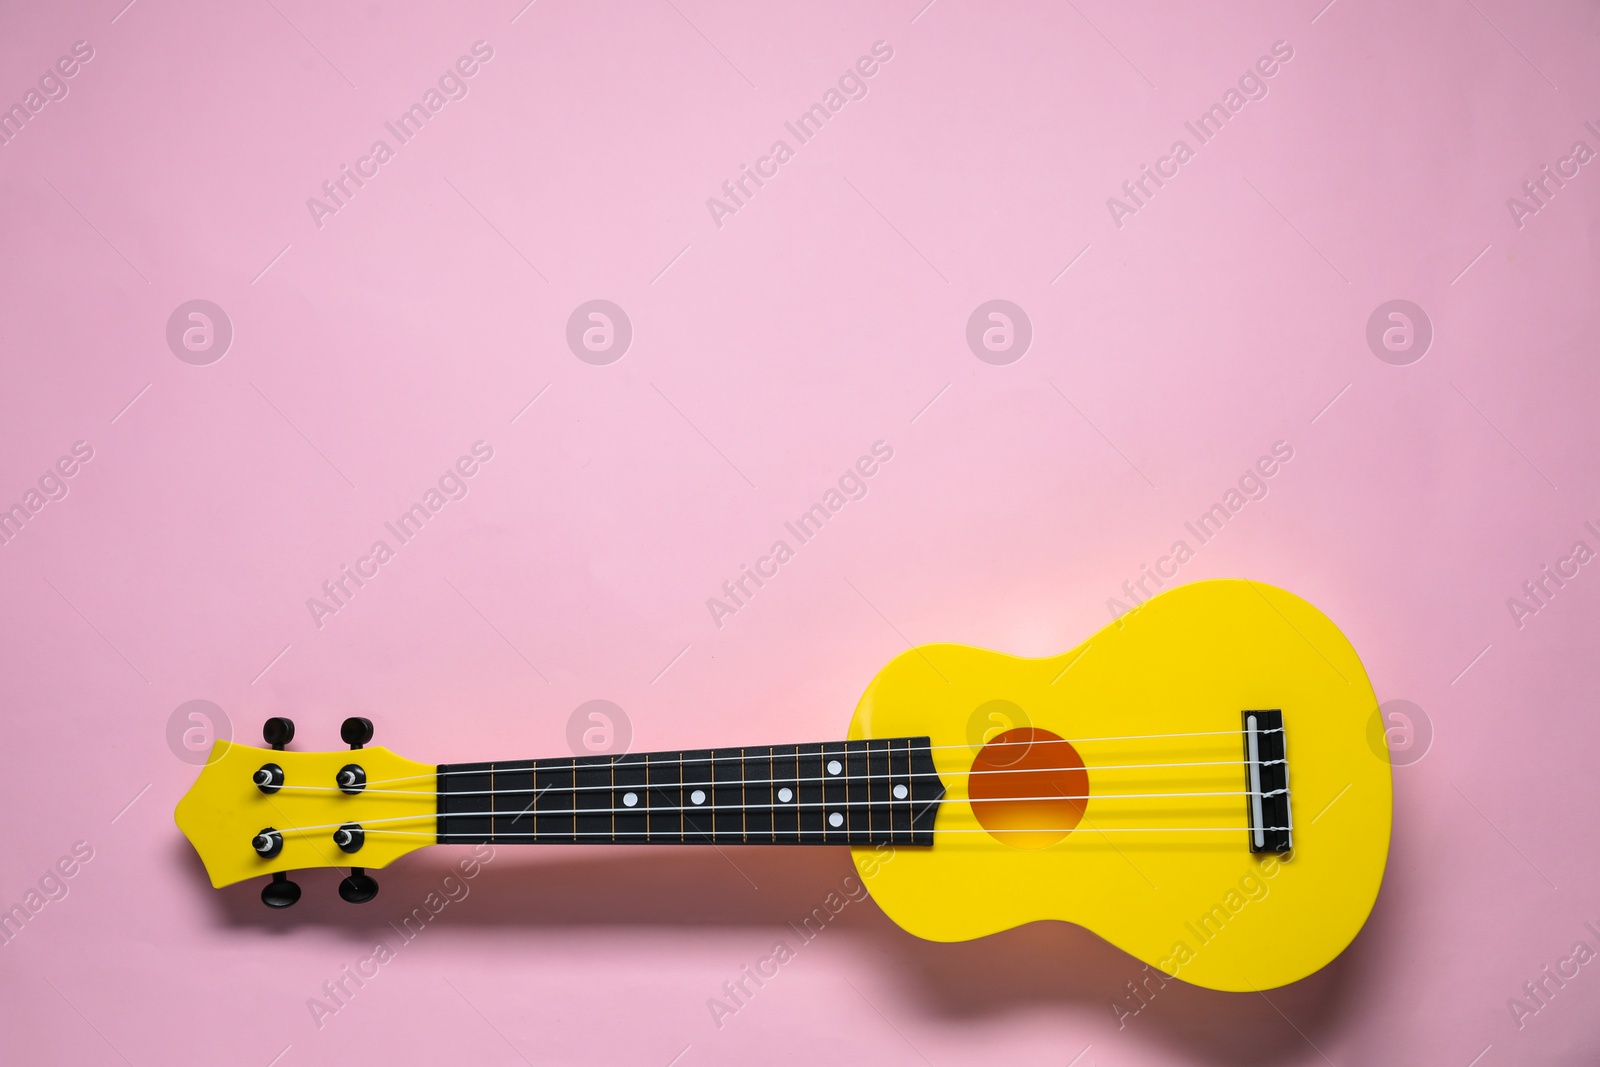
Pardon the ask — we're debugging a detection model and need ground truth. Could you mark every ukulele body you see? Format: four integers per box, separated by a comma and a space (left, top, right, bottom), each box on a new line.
848, 578, 1391, 992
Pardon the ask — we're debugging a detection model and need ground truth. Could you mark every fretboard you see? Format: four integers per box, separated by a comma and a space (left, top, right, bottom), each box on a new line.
435, 738, 944, 846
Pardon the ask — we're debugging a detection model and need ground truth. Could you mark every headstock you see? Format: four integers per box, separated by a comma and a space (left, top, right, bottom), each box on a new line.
174, 717, 435, 907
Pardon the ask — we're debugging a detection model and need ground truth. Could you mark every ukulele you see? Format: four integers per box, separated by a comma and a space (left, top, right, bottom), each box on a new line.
177, 578, 1391, 992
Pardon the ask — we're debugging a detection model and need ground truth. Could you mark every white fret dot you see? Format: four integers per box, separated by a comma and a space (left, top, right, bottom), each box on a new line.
778, 787, 794, 802
827, 760, 843, 775
893, 783, 909, 800
623, 792, 639, 808
828, 812, 844, 828
691, 789, 707, 805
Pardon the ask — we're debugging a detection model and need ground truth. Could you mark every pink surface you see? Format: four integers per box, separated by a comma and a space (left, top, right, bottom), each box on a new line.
2, 0, 1598, 1063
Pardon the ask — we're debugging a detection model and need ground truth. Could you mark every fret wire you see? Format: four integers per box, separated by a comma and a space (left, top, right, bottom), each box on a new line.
845, 740, 855, 840
841, 741, 850, 840
841, 740, 851, 840
864, 739, 872, 842
798, 744, 812, 843
534, 764, 547, 844
791, 744, 800, 843
819, 742, 829, 845
867, 738, 880, 843
862, 739, 873, 842
903, 736, 913, 846
864, 742, 876, 844
534, 758, 544, 842
838, 742, 851, 844
811, 743, 820, 845
814, 743, 826, 844
892, 738, 901, 845
844, 739, 857, 838
844, 740, 850, 839
566, 758, 576, 843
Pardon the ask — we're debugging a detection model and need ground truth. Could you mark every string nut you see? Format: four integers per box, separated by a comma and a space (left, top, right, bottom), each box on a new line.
252, 828, 284, 859
262, 717, 295, 751
254, 763, 284, 795
261, 871, 300, 908
334, 824, 365, 854
339, 869, 378, 904
337, 764, 367, 795
340, 717, 373, 749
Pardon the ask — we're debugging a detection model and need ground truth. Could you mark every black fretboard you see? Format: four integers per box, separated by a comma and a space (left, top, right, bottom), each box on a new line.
436, 738, 943, 846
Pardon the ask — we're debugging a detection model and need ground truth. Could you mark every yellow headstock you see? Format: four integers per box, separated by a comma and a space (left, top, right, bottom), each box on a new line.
174, 739, 436, 889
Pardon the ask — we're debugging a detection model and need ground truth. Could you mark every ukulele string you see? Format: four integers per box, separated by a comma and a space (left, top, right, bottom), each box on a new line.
268, 787, 1291, 836
340, 755, 1286, 796
352, 728, 1280, 790
353, 824, 1295, 839
271, 757, 1283, 800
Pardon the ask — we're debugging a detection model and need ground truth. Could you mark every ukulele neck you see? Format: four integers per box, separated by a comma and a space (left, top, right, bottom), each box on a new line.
435, 737, 944, 847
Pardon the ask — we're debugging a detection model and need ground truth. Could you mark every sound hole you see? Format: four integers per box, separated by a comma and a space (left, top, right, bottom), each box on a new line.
970, 727, 1088, 849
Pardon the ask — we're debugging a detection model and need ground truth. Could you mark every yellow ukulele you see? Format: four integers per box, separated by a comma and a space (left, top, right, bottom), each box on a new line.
177, 578, 1391, 992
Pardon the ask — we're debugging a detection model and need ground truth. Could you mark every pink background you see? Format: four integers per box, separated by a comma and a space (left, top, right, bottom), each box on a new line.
3, 0, 1598, 1063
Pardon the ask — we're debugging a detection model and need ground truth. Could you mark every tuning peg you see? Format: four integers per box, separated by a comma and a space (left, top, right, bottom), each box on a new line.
337, 764, 367, 794
263, 717, 295, 751
253, 763, 285, 795
340, 717, 373, 749
252, 828, 284, 858
338, 868, 378, 904
261, 871, 301, 908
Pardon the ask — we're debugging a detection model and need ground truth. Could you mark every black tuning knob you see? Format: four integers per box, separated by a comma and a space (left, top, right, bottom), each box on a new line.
252, 828, 284, 858
334, 824, 365, 854
261, 871, 301, 908
254, 763, 284, 794
337, 764, 367, 794
341, 717, 373, 749
263, 717, 295, 751
338, 869, 378, 904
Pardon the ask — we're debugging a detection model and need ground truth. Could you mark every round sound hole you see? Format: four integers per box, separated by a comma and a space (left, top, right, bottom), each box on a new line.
969, 727, 1088, 849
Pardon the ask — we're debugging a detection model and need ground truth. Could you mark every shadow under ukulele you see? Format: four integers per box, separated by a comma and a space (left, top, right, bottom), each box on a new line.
176, 793, 1385, 1067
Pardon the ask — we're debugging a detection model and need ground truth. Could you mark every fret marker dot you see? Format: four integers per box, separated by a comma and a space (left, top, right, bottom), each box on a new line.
827, 760, 843, 775
893, 783, 909, 800
778, 787, 794, 802
828, 812, 844, 828
691, 789, 707, 805
622, 792, 638, 808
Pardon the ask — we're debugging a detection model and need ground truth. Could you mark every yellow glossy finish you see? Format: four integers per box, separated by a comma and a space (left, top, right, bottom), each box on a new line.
849, 579, 1391, 991
175, 741, 436, 887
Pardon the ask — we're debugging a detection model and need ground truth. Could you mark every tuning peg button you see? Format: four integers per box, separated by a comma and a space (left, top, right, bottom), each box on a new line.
337, 765, 367, 794
253, 828, 284, 859
339, 869, 378, 904
261, 871, 301, 908
341, 717, 373, 749
254, 763, 285, 794
334, 824, 365, 854
263, 717, 295, 750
